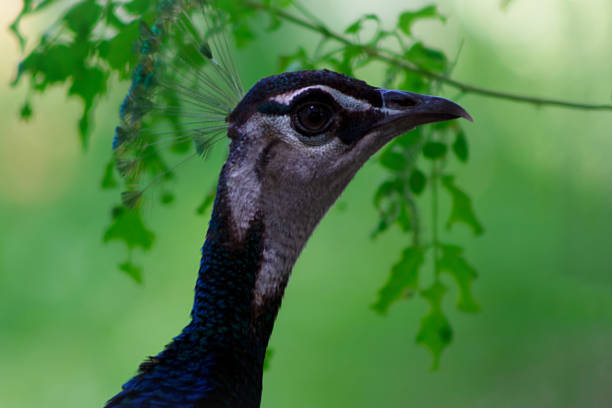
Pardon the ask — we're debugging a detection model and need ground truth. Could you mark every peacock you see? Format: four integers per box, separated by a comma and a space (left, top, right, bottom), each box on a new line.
106, 1, 471, 407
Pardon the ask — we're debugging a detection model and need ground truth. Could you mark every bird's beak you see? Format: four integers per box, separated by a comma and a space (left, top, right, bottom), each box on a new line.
374, 89, 472, 135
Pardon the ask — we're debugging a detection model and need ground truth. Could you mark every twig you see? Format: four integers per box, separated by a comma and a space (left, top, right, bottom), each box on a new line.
243, 0, 612, 112
431, 158, 440, 282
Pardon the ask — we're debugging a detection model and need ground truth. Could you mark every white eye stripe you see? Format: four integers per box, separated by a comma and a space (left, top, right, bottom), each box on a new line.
271, 85, 373, 112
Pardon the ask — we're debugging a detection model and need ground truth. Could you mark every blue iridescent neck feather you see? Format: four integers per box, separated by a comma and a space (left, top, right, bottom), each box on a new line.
107, 163, 277, 408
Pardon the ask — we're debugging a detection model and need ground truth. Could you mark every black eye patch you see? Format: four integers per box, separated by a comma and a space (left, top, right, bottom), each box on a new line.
257, 101, 292, 115
256, 88, 382, 145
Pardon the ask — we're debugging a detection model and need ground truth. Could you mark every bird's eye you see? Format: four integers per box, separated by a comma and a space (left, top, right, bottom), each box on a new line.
293, 102, 334, 136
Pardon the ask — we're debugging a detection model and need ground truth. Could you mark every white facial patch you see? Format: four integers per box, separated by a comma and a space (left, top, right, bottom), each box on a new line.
271, 85, 373, 112
239, 112, 347, 158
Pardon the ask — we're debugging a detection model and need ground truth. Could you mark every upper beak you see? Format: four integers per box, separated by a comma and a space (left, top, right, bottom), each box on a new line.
377, 89, 472, 130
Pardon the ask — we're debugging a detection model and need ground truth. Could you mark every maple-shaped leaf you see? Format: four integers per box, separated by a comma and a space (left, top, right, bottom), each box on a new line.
101, 159, 118, 189
119, 261, 144, 284
441, 175, 484, 235
439, 244, 480, 313
398, 6, 445, 37
404, 42, 447, 72
416, 281, 452, 369
372, 246, 425, 314
104, 207, 154, 251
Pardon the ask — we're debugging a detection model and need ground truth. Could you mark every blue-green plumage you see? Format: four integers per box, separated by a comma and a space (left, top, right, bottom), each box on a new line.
107, 164, 268, 407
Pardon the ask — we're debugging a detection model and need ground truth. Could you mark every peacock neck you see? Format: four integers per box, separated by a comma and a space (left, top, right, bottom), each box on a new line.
108, 131, 338, 407
192, 163, 283, 345
108, 134, 343, 408
184, 161, 295, 407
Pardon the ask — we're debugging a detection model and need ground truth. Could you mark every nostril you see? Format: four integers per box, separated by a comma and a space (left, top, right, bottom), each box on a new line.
383, 90, 421, 109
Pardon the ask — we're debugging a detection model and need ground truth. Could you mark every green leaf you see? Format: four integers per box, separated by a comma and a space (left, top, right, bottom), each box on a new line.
98, 21, 141, 78
401, 71, 428, 94
345, 19, 363, 34
119, 261, 143, 284
371, 201, 411, 237
364, 14, 380, 22
441, 175, 484, 235
379, 148, 407, 171
438, 244, 479, 313
278, 47, 314, 72
373, 179, 402, 208
78, 114, 91, 148
345, 14, 380, 35
63, 0, 103, 37
423, 141, 447, 160
13, 36, 99, 143
10, 0, 56, 50
371, 217, 392, 239
20, 101, 33, 121
404, 42, 447, 72
395, 128, 423, 147
432, 120, 455, 132
69, 66, 108, 147
263, 348, 274, 371
104, 207, 155, 251
335, 45, 362, 76
371, 203, 399, 238
452, 130, 469, 162
372, 246, 425, 314
69, 67, 107, 106
161, 192, 175, 205
262, 0, 292, 7
335, 201, 348, 212
416, 282, 452, 369
124, 0, 153, 15
266, 11, 283, 32
397, 204, 412, 232
232, 21, 255, 48
15, 42, 89, 89
10, 0, 34, 50
105, 3, 127, 29
409, 169, 427, 195
196, 188, 216, 215
101, 159, 118, 189
398, 6, 445, 36
216, 0, 256, 20
371, 178, 412, 238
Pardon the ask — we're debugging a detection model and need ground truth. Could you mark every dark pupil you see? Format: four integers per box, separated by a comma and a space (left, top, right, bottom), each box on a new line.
298, 104, 330, 132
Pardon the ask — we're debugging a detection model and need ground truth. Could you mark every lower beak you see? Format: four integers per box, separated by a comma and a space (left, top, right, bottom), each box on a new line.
377, 89, 472, 131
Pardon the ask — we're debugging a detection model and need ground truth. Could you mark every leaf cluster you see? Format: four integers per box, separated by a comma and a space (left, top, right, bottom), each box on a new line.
275, 4, 484, 366
11, 0, 289, 279
11, 0, 156, 146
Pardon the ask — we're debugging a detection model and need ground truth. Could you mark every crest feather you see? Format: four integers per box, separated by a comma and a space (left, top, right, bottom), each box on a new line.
113, 0, 243, 204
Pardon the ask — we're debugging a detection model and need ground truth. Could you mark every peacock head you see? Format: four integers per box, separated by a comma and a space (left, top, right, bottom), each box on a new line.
223, 69, 471, 231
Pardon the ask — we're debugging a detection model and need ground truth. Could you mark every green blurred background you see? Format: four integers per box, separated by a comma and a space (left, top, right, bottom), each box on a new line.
1, 0, 611, 407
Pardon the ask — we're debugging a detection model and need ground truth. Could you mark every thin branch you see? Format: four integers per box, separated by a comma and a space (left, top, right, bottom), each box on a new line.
243, 0, 612, 112
431, 159, 440, 282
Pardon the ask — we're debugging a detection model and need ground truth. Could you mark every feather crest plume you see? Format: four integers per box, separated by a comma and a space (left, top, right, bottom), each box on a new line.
113, 0, 244, 207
